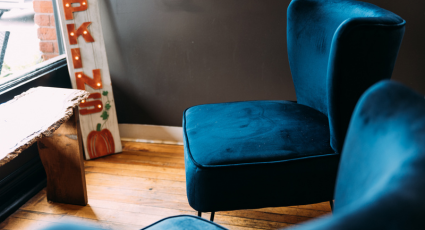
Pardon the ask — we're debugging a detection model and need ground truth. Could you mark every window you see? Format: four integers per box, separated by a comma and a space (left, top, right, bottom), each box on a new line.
0, 0, 64, 85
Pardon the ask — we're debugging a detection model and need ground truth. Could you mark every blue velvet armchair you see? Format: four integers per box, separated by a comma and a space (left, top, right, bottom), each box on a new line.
182, 0, 405, 219
143, 80, 425, 229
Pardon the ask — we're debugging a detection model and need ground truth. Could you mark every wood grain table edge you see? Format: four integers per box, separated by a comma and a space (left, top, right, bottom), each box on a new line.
0, 87, 89, 167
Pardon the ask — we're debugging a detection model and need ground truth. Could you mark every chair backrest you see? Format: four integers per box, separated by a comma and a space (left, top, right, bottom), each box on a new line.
288, 81, 425, 230
287, 0, 405, 153
334, 80, 425, 227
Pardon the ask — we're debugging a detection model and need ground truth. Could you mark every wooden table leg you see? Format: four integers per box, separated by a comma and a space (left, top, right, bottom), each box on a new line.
37, 108, 88, 206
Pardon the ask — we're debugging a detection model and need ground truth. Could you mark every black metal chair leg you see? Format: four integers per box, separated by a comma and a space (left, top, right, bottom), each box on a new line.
329, 200, 334, 211
198, 211, 202, 217
210, 212, 215, 221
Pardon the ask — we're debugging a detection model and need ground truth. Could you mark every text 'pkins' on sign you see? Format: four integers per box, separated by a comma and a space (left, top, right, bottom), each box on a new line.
56, 0, 122, 160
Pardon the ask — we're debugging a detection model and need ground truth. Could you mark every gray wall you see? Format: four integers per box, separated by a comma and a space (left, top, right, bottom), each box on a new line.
370, 0, 425, 94
99, 0, 425, 127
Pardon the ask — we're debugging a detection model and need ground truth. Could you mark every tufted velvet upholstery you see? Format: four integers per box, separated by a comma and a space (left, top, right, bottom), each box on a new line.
184, 0, 405, 213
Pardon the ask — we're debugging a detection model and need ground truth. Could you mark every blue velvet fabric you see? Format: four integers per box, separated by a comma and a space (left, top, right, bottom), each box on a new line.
141, 215, 227, 230
184, 101, 339, 211
285, 81, 425, 229
185, 101, 333, 165
288, 0, 405, 153
184, 0, 405, 212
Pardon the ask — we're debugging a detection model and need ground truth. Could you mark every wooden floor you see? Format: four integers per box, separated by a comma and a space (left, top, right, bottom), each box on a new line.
0, 141, 331, 230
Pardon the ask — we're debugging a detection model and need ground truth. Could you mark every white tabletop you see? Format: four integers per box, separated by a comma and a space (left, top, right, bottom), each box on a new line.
0, 87, 88, 166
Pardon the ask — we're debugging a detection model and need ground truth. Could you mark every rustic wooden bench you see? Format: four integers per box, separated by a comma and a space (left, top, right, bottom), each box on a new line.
0, 87, 90, 206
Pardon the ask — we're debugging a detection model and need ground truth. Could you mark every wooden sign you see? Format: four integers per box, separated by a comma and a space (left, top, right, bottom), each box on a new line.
55, 0, 122, 159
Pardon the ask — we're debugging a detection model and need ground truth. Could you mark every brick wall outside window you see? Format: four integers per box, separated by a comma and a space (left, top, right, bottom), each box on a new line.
33, 0, 59, 60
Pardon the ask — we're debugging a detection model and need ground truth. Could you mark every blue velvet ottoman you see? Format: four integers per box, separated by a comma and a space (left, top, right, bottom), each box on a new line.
141, 215, 227, 230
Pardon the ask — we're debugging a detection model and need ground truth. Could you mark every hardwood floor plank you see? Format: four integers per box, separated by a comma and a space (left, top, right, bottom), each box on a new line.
85, 178, 186, 195
213, 214, 294, 229
0, 217, 53, 230
87, 191, 193, 211
102, 153, 184, 164
84, 161, 185, 175
258, 206, 330, 218
295, 203, 332, 212
220, 210, 311, 224
120, 150, 184, 159
87, 185, 189, 203
85, 173, 187, 196
91, 157, 185, 169
122, 142, 184, 154
85, 172, 186, 188
84, 166, 185, 182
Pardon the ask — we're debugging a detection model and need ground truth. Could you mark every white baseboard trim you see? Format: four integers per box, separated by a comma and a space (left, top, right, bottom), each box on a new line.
119, 124, 183, 145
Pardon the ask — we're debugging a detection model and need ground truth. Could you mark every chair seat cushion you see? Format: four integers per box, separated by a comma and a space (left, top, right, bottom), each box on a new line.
141, 215, 227, 230
183, 100, 339, 211
184, 100, 334, 166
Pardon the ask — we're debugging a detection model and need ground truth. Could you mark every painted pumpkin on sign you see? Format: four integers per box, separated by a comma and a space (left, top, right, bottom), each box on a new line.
87, 124, 115, 159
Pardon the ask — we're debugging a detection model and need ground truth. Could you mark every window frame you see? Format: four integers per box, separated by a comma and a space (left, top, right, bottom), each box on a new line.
0, 54, 67, 95
52, 0, 65, 55
0, 0, 66, 94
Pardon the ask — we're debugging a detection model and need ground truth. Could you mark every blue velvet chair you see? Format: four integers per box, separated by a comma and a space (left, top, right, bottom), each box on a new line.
144, 80, 425, 229
183, 0, 406, 219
